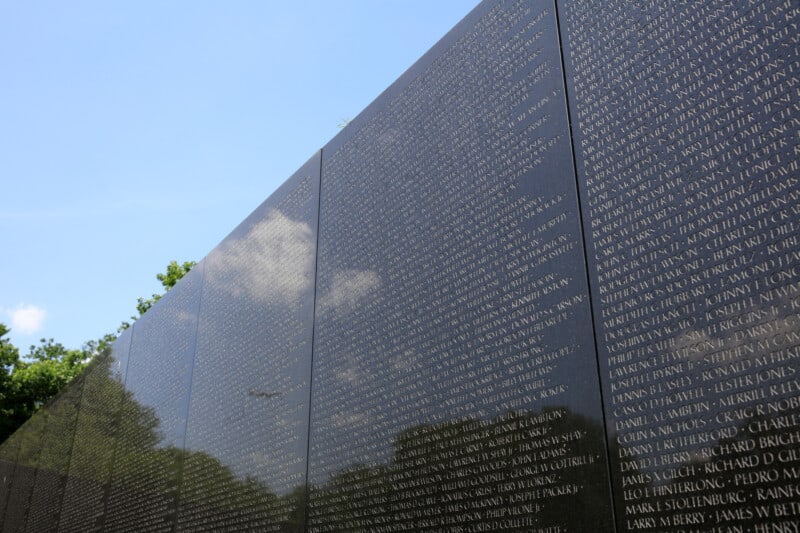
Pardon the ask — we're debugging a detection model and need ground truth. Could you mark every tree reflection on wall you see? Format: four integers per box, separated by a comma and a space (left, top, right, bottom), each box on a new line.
309, 407, 612, 531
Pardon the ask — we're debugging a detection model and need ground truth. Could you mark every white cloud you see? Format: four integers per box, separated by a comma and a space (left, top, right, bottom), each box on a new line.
319, 269, 381, 315
6, 304, 46, 335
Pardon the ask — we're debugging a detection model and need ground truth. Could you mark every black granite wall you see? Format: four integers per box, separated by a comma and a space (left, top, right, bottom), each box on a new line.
560, 1, 800, 530
1, 1, 798, 531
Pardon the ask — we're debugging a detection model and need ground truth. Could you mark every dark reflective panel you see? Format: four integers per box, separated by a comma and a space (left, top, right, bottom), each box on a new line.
176, 154, 319, 532
56, 328, 133, 532
560, 1, 800, 530
308, 1, 613, 530
106, 325, 133, 386
2, 400, 55, 532
24, 365, 86, 533
0, 424, 22, 527
103, 267, 203, 533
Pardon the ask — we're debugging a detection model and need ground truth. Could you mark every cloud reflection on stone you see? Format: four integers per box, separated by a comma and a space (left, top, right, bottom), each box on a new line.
206, 209, 315, 306
318, 269, 381, 316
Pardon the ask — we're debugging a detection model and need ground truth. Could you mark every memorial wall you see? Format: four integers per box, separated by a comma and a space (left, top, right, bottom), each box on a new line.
0, 1, 797, 531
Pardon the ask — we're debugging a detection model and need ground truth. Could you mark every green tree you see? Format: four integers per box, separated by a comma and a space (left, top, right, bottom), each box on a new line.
0, 324, 21, 439
0, 330, 97, 442
120, 260, 197, 330
0, 260, 194, 442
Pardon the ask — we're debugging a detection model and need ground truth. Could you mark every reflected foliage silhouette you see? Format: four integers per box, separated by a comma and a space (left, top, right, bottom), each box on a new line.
309, 407, 612, 530
1, 353, 305, 531
8, 355, 800, 531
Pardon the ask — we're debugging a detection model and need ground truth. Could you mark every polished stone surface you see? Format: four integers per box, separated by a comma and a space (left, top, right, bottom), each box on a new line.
0, 434, 19, 526
176, 153, 319, 532
560, 0, 800, 530
3, 400, 53, 531
57, 328, 132, 532
308, 1, 613, 530
1, 1, 799, 531
103, 267, 203, 532
25, 368, 85, 532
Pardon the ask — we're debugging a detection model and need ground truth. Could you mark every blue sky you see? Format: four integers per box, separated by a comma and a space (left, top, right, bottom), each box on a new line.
1, 1, 480, 351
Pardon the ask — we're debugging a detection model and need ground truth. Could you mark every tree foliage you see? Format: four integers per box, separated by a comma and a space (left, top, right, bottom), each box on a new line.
0, 324, 21, 439
5, 354, 303, 529
0, 260, 194, 442
0, 330, 100, 442
122, 260, 197, 329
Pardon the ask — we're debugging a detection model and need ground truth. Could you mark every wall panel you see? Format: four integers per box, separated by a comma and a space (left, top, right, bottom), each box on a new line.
559, 1, 800, 530
56, 328, 133, 532
0, 433, 20, 527
102, 267, 203, 533
24, 368, 86, 532
176, 153, 319, 532
308, 1, 613, 530
0, 2, 798, 531
3, 402, 56, 531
